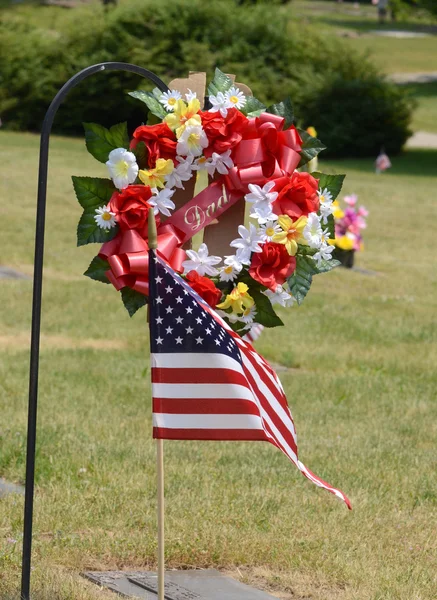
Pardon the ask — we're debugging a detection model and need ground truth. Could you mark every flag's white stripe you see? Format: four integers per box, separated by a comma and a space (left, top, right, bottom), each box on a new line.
152, 382, 255, 401
241, 354, 297, 442
152, 353, 242, 371
153, 413, 264, 430
249, 350, 285, 393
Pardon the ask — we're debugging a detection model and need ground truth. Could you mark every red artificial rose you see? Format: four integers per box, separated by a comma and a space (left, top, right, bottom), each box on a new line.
248, 242, 296, 292
109, 185, 153, 232
131, 123, 177, 169
272, 172, 319, 219
186, 271, 222, 308
200, 108, 247, 156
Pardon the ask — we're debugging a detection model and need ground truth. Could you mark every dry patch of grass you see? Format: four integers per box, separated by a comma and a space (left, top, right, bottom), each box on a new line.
0, 334, 127, 352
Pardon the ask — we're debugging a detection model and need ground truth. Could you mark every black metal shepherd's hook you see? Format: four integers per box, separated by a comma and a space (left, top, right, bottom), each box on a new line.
21, 62, 169, 600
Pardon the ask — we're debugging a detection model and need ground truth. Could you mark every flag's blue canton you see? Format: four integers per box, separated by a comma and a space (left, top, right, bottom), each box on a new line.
150, 257, 242, 363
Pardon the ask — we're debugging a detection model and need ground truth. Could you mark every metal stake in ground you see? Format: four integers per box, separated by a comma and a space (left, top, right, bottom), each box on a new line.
147, 208, 165, 600
21, 64, 168, 600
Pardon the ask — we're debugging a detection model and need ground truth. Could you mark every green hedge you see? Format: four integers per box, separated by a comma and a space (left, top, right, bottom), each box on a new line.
0, 0, 413, 156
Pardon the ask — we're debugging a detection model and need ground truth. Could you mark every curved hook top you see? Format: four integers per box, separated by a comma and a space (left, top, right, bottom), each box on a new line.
42, 62, 169, 134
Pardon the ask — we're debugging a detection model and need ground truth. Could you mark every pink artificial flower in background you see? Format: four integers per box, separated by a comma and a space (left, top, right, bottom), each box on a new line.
334, 194, 369, 252
344, 194, 358, 207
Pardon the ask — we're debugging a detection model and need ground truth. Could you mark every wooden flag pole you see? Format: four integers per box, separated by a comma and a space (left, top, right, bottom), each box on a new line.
147, 209, 165, 600
156, 437, 165, 600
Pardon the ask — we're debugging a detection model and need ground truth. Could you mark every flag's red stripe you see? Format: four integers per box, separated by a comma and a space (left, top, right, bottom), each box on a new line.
152, 367, 250, 388
153, 427, 267, 441
240, 357, 299, 458
153, 397, 260, 415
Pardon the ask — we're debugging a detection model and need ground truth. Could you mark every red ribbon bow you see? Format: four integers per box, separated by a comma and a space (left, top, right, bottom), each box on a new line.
99, 224, 186, 295
225, 113, 302, 192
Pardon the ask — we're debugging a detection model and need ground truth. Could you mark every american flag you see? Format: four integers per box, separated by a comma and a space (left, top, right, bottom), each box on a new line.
149, 252, 351, 509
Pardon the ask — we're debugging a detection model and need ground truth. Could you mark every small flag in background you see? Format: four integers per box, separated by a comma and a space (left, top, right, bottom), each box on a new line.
243, 323, 264, 344
149, 254, 351, 509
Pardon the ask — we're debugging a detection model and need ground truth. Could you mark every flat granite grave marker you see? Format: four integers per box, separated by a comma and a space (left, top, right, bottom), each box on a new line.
0, 478, 25, 498
83, 569, 278, 600
0, 266, 30, 280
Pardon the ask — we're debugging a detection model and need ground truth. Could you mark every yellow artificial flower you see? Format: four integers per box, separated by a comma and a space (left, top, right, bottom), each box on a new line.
335, 235, 355, 251
272, 214, 307, 256
306, 126, 317, 138
216, 282, 255, 315
138, 158, 174, 189
331, 200, 344, 220
164, 98, 201, 138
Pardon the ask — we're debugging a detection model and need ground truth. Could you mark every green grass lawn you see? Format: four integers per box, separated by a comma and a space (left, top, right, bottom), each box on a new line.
291, 1, 437, 74
404, 81, 437, 133
0, 131, 436, 599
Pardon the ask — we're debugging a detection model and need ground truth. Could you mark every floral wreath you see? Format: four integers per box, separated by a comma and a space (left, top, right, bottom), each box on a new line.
73, 69, 345, 334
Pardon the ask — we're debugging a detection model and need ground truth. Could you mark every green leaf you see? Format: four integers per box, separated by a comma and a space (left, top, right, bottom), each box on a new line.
266, 97, 294, 128
325, 214, 336, 240
83, 122, 129, 163
287, 255, 316, 305
77, 212, 118, 247
311, 172, 346, 201
297, 128, 326, 168
250, 289, 284, 328
207, 68, 233, 96
241, 95, 266, 117
72, 177, 118, 246
288, 254, 341, 304
121, 287, 148, 317
313, 258, 341, 274
297, 244, 317, 257
72, 176, 115, 210
129, 90, 168, 120
132, 141, 148, 169
84, 256, 111, 284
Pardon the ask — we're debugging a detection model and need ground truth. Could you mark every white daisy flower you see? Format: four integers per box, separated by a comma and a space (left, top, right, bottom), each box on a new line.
317, 188, 334, 224
317, 188, 333, 205
230, 224, 264, 265
208, 92, 233, 118
240, 304, 257, 325
149, 187, 176, 217
185, 89, 197, 103
165, 155, 194, 189
106, 148, 138, 190
159, 89, 182, 111
182, 243, 222, 276
303, 212, 323, 248
264, 285, 295, 308
219, 255, 243, 282
225, 86, 246, 110
313, 242, 335, 267
208, 150, 234, 176
321, 226, 331, 242
176, 125, 209, 157
319, 202, 334, 225
258, 220, 281, 242
94, 205, 116, 230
